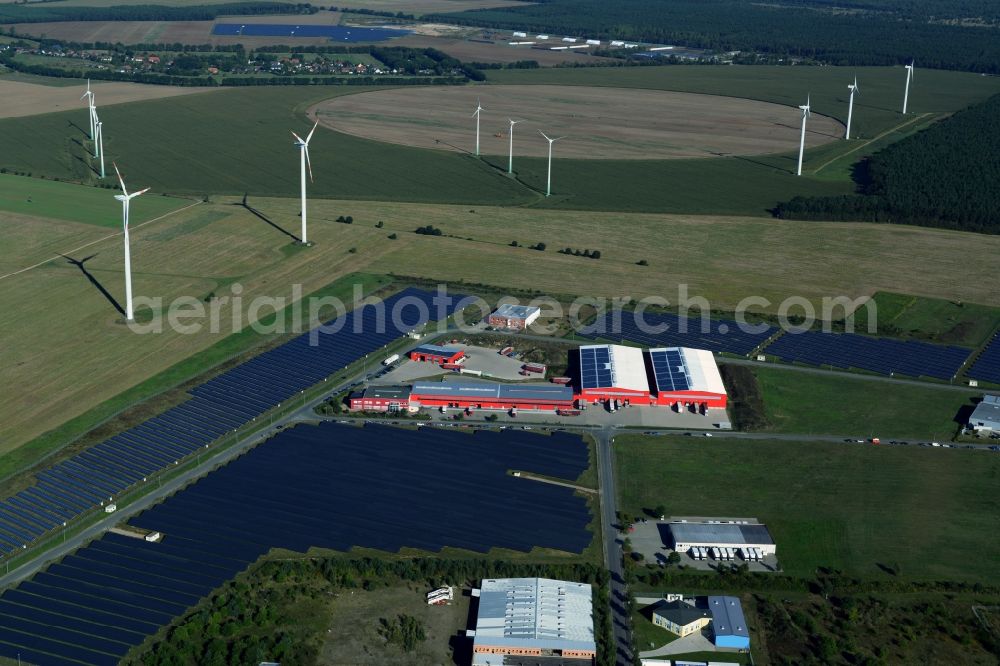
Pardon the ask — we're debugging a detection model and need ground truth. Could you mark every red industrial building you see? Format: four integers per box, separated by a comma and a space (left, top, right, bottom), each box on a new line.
410, 381, 574, 411
348, 386, 413, 413
408, 344, 465, 365
578, 344, 727, 410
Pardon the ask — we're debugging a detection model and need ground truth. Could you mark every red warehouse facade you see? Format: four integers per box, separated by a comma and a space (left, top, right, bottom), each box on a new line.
408, 344, 464, 364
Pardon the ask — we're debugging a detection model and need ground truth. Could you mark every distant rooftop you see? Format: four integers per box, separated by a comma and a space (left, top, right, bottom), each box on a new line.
411, 381, 573, 402
493, 304, 541, 319
668, 522, 774, 546
969, 394, 1000, 427
708, 595, 749, 639
356, 385, 411, 400
411, 343, 462, 356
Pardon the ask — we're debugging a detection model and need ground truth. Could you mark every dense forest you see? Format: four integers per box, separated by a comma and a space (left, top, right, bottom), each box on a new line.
0, 2, 310, 24
774, 94, 1000, 233
427, 0, 1000, 72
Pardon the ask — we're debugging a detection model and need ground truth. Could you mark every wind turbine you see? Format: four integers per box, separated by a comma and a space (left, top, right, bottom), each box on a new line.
902, 61, 914, 114
796, 95, 811, 177
113, 163, 149, 322
90, 92, 99, 159
845, 77, 859, 140
507, 118, 521, 174
472, 98, 484, 156
95, 116, 106, 179
80, 79, 95, 141
539, 130, 564, 197
291, 120, 318, 244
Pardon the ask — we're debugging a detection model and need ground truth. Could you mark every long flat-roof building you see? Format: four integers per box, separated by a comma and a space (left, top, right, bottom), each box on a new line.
968, 394, 1000, 431
667, 521, 776, 556
411, 381, 575, 411
471, 578, 596, 665
347, 385, 413, 413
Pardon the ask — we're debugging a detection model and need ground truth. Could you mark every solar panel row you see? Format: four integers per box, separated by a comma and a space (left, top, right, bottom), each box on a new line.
211, 23, 409, 41
762, 331, 971, 380
0, 288, 464, 558
0, 424, 592, 666
967, 332, 1000, 385
649, 348, 690, 392
579, 346, 613, 389
580, 311, 776, 356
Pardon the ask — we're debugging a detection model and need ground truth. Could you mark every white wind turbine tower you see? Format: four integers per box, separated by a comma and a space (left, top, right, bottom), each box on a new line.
796, 95, 811, 176
902, 61, 915, 114
90, 92, 100, 158
539, 130, 564, 197
845, 77, 859, 140
291, 120, 318, 244
95, 116, 106, 179
80, 79, 95, 141
113, 163, 149, 322
507, 118, 521, 174
472, 98, 484, 156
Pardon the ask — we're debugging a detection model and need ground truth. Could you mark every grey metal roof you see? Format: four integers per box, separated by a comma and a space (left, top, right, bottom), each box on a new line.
668, 522, 774, 546
493, 304, 540, 319
969, 395, 1000, 428
651, 599, 709, 627
411, 381, 573, 402
412, 344, 461, 356
707, 596, 749, 639
359, 385, 411, 400
473, 578, 595, 653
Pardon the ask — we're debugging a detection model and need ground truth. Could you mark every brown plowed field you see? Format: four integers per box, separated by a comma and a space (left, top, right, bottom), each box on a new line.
312, 84, 844, 159
0, 79, 220, 119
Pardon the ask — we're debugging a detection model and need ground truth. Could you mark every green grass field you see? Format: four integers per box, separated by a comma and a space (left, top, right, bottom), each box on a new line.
0, 86, 534, 206
0, 66, 994, 215
752, 365, 975, 440
0, 173, 191, 227
614, 436, 1000, 582
848, 291, 1000, 347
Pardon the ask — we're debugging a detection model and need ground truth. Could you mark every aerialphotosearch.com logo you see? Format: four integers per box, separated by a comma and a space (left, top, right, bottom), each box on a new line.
126, 282, 878, 341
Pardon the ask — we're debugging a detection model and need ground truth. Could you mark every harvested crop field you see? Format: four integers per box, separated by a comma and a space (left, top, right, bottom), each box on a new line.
0, 78, 220, 119
313, 84, 843, 159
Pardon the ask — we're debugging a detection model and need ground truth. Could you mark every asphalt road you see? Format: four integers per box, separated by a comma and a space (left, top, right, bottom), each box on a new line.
596, 426, 634, 666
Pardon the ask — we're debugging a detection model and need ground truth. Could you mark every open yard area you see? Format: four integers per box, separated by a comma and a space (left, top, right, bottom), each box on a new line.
751, 364, 977, 440
314, 85, 842, 159
848, 291, 1000, 348
614, 436, 1000, 581
319, 584, 470, 664
0, 77, 219, 119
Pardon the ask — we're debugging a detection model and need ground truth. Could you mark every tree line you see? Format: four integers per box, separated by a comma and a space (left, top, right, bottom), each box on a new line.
425, 0, 1000, 73
774, 94, 1000, 234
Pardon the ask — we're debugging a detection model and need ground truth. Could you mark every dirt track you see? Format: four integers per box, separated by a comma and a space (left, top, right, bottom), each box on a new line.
312, 84, 844, 159
0, 79, 220, 120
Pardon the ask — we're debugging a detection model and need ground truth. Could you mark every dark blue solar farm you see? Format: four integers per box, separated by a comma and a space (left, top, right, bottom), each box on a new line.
762, 330, 972, 380
0, 288, 468, 558
580, 310, 777, 356
967, 332, 1000, 385
212, 23, 409, 41
0, 424, 592, 666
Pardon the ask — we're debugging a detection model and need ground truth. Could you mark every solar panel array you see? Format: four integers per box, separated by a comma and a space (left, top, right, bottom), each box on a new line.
0, 424, 592, 666
212, 23, 408, 41
967, 332, 1000, 384
579, 345, 613, 389
762, 331, 971, 380
0, 288, 464, 557
649, 348, 690, 392
580, 311, 776, 356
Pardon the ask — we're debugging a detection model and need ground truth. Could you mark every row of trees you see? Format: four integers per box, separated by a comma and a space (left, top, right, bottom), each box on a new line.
0, 2, 310, 24
775, 94, 1000, 233
426, 0, 1000, 73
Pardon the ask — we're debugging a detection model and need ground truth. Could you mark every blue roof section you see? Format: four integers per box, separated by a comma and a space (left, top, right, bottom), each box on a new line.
708, 596, 749, 641
212, 23, 409, 41
412, 344, 462, 356
579, 345, 613, 389
412, 381, 573, 402
649, 348, 691, 392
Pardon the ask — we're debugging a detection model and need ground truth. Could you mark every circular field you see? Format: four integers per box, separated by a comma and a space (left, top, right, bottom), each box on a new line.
312, 85, 843, 160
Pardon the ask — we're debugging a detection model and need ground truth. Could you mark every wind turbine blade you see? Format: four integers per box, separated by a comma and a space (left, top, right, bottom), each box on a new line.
305, 147, 313, 183
305, 120, 318, 144
113, 162, 128, 196
552, 136, 565, 142
128, 187, 150, 200
539, 130, 550, 141
291, 131, 305, 144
